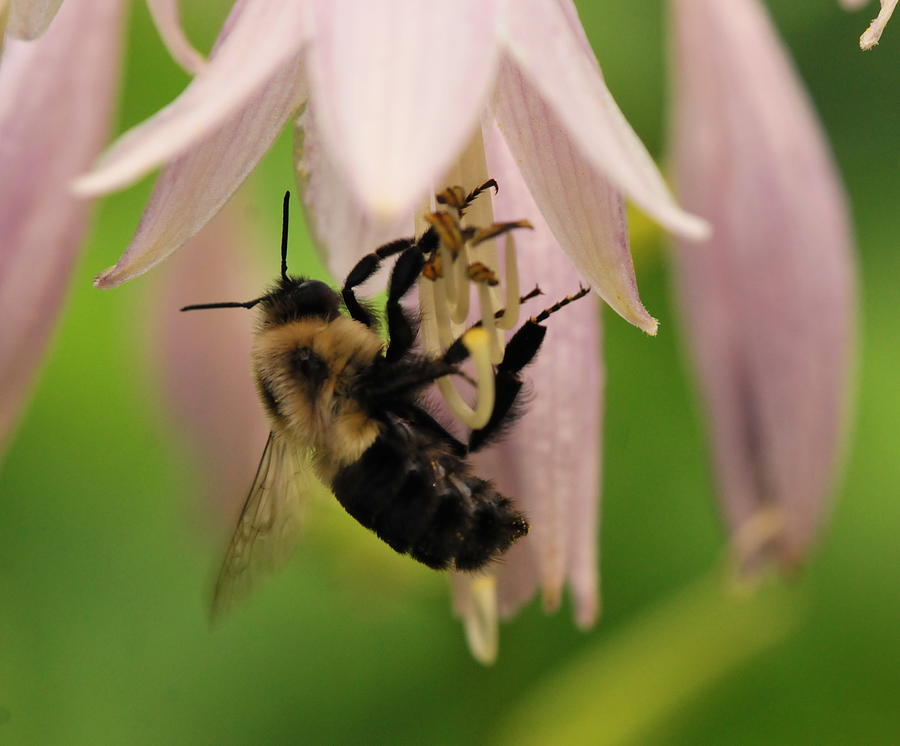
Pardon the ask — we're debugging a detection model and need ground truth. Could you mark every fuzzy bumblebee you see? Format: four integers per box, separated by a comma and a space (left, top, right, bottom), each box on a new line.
182, 186, 588, 617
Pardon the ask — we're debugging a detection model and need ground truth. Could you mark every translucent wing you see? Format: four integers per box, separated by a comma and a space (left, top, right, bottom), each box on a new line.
211, 431, 311, 621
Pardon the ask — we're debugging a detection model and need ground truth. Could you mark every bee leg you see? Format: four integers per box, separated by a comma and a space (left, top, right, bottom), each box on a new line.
341, 237, 415, 327
458, 178, 499, 217
384, 238, 437, 361
435, 179, 499, 218
468, 286, 592, 452
466, 323, 545, 452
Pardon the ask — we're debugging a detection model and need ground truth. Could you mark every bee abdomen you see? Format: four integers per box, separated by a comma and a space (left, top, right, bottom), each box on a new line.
331, 435, 528, 571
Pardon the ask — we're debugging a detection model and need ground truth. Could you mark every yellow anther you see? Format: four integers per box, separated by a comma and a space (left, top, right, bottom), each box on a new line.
467, 262, 500, 286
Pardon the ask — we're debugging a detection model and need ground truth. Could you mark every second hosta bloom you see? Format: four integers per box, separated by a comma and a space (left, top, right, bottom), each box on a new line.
671, 0, 855, 572
0, 0, 122, 453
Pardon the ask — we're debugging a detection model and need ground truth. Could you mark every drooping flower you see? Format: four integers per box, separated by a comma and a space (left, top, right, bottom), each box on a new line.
0, 0, 122, 454
670, 0, 856, 573
840, 0, 897, 49
0, 0, 205, 63
70, 0, 684, 658
0, 0, 212, 455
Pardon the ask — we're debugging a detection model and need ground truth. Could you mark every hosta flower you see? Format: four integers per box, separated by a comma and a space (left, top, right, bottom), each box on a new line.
0, 1, 203, 61
670, 0, 855, 572
71, 0, 707, 658
840, 0, 896, 49
0, 0, 122, 453
0, 0, 205, 453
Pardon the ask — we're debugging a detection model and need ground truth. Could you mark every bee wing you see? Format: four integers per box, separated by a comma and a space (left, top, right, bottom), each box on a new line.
211, 431, 311, 622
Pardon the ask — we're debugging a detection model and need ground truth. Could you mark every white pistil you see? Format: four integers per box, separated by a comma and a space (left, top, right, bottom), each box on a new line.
860, 0, 897, 48
436, 327, 495, 429
431, 272, 457, 350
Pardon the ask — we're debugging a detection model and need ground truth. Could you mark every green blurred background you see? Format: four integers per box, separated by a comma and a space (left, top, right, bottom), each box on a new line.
2, 1, 898, 744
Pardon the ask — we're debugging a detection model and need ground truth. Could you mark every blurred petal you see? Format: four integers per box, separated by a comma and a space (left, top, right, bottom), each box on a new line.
145, 0, 206, 74
469, 119, 603, 625
149, 202, 269, 522
7, 0, 63, 39
492, 59, 657, 335
306, 0, 500, 220
0, 0, 121, 451
859, 0, 897, 49
74, 0, 309, 195
500, 0, 709, 241
94, 52, 306, 287
839, 0, 870, 9
671, 0, 855, 570
294, 103, 414, 282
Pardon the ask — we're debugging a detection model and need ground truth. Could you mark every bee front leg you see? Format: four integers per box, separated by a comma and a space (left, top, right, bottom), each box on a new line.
342, 237, 414, 328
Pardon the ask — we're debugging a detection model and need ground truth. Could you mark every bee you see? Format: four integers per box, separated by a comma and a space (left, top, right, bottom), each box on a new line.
182, 185, 589, 617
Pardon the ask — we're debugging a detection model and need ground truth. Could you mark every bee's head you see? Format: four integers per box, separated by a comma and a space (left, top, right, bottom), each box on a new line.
259, 276, 341, 327
180, 192, 343, 323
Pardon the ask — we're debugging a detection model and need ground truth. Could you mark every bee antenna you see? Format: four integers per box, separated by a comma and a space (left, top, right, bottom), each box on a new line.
280, 191, 291, 281
180, 298, 263, 312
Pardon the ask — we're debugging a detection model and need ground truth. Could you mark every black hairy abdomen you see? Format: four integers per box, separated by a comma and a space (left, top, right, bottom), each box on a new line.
331, 421, 528, 571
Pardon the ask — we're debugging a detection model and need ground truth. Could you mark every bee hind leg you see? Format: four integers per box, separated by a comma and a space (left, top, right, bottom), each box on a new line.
468, 286, 592, 453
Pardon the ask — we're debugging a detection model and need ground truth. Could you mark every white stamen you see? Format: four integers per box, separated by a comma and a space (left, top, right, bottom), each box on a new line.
477, 282, 504, 365
457, 574, 498, 665
448, 243, 471, 324
439, 242, 458, 304
432, 274, 457, 350
860, 0, 897, 48
495, 233, 521, 331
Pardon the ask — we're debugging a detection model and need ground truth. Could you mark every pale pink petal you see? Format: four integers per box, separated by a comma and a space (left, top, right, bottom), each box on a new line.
468, 119, 603, 624
492, 58, 657, 335
94, 53, 306, 288
74, 0, 309, 195
0, 0, 121, 452
145, 0, 206, 74
499, 0, 708, 242
671, 0, 855, 569
294, 104, 414, 283
860, 0, 897, 48
148, 202, 269, 523
7, 0, 63, 39
839, 0, 870, 9
306, 0, 501, 220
